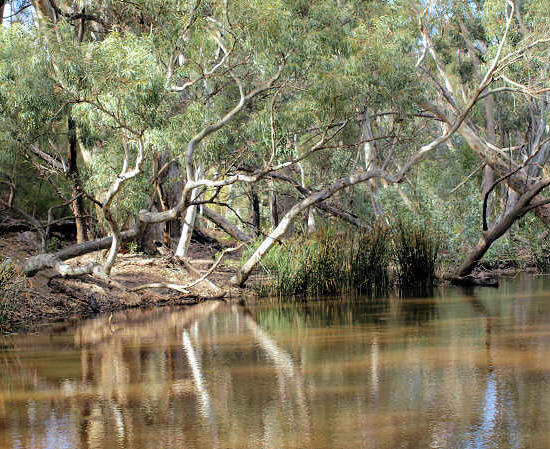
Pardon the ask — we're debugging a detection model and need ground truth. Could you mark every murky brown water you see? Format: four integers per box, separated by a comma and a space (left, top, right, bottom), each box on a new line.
3, 276, 550, 448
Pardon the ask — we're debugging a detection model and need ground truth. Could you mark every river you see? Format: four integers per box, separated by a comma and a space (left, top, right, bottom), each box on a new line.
2, 276, 550, 448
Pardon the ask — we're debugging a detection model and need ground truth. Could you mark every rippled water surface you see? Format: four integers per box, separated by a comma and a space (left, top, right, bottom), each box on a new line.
3, 276, 550, 448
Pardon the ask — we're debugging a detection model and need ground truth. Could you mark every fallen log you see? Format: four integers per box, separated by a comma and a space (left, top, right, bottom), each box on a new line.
450, 274, 499, 288
191, 228, 223, 249
203, 206, 252, 242
0, 218, 76, 235
23, 224, 143, 276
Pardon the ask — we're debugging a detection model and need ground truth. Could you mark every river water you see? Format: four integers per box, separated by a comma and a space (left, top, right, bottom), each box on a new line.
2, 276, 550, 448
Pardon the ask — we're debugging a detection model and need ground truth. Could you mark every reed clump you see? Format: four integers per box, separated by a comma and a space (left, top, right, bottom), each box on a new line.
252, 225, 390, 297
248, 219, 441, 298
392, 220, 440, 290
0, 258, 25, 327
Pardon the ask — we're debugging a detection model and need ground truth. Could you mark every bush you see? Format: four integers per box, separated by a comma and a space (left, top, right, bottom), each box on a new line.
532, 236, 550, 273
47, 236, 60, 252
127, 241, 140, 254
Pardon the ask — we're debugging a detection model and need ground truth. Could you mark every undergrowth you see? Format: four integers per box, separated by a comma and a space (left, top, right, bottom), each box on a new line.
246, 225, 390, 297
392, 220, 440, 289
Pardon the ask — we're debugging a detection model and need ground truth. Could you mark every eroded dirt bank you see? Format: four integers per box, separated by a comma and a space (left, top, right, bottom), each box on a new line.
0, 231, 250, 332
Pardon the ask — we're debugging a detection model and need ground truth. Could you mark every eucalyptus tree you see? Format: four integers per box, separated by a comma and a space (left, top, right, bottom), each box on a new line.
402, 0, 550, 275
4, 0, 549, 289
15, 0, 399, 283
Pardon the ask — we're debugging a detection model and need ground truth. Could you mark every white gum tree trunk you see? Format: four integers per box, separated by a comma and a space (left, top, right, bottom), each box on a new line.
175, 166, 203, 258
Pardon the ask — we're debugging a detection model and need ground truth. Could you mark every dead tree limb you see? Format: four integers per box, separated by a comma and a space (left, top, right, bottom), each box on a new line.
23, 223, 143, 276
203, 206, 252, 242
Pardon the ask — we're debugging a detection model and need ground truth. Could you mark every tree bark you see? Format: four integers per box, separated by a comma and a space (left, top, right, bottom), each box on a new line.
248, 184, 261, 238
0, 0, 5, 25
175, 167, 202, 258
307, 208, 316, 235
456, 177, 550, 277
268, 180, 279, 229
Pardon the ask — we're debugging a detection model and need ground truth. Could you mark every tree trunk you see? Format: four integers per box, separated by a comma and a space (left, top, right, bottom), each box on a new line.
307, 208, 316, 234
268, 180, 279, 229
203, 206, 252, 242
232, 168, 392, 287
67, 117, 87, 243
361, 109, 384, 216
0, 1, 5, 25
23, 224, 144, 276
456, 177, 550, 277
248, 184, 261, 238
175, 170, 203, 258
481, 165, 494, 226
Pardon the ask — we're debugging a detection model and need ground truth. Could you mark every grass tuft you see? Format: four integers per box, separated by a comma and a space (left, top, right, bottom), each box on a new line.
392, 220, 440, 290
0, 258, 26, 328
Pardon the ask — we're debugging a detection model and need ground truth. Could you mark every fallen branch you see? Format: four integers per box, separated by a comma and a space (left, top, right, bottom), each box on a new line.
127, 244, 243, 295
450, 275, 499, 288
23, 223, 144, 276
129, 282, 190, 294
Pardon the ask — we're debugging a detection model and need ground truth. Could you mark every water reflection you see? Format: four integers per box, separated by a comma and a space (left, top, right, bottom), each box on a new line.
2, 277, 550, 447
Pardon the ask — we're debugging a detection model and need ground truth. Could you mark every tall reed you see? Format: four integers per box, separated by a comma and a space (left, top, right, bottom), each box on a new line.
0, 258, 24, 327
252, 224, 390, 297
392, 220, 440, 290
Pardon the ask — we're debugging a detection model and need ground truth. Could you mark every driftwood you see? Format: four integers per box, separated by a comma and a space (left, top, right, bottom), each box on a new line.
450, 274, 499, 288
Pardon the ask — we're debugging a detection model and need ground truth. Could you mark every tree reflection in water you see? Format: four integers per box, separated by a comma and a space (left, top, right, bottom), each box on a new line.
2, 283, 550, 448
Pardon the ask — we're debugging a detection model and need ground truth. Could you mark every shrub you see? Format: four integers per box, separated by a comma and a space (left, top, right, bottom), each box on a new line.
127, 241, 140, 254
47, 236, 60, 252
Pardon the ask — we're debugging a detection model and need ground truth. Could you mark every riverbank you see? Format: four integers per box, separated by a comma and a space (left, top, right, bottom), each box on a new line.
0, 231, 249, 332
0, 227, 542, 333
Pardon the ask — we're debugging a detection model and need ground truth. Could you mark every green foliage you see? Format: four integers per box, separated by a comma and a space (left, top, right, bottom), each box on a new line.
127, 241, 140, 254
47, 236, 61, 253
1, 0, 548, 288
